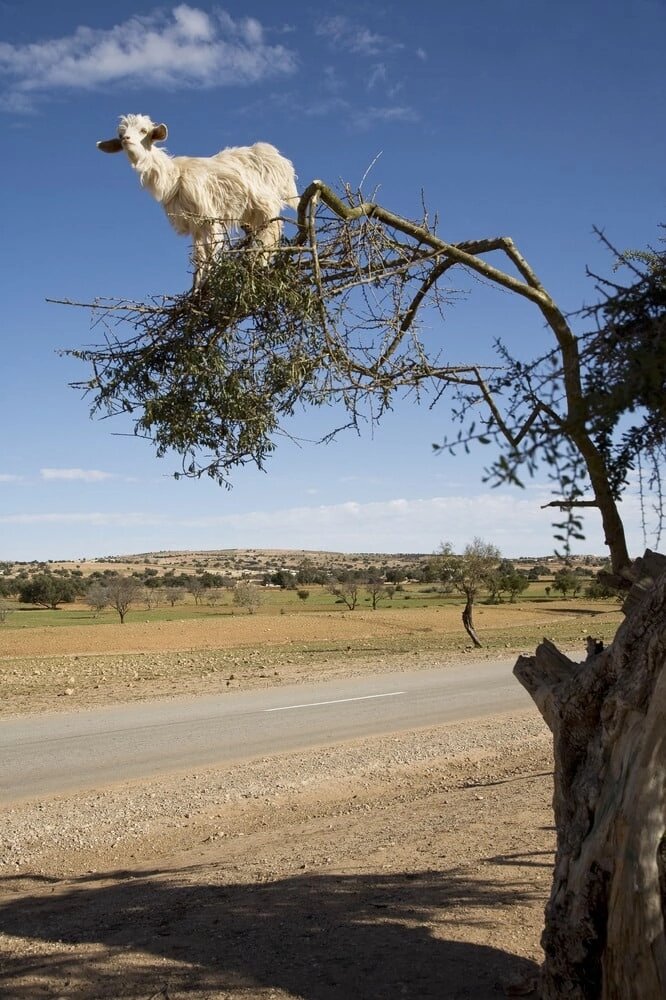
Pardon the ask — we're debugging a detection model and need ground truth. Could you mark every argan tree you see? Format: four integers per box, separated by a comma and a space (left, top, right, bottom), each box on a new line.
436, 538, 501, 646
18, 573, 78, 609
104, 576, 141, 624
327, 575, 360, 611
63, 183, 665, 998
232, 582, 262, 614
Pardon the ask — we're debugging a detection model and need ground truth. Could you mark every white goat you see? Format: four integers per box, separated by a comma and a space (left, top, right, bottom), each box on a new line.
97, 114, 299, 287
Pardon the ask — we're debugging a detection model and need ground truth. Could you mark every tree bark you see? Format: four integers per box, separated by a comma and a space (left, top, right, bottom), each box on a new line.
462, 596, 483, 648
514, 550, 666, 998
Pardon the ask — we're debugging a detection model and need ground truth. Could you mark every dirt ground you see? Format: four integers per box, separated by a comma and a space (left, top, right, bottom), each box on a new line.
0, 713, 552, 1000
0, 601, 621, 718
0, 602, 608, 998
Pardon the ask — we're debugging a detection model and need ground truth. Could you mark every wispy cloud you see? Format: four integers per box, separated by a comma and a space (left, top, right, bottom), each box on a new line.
351, 105, 419, 130
316, 16, 403, 57
0, 473, 23, 483
0, 511, 165, 526
40, 468, 116, 483
0, 4, 297, 111
367, 63, 388, 91
0, 491, 648, 557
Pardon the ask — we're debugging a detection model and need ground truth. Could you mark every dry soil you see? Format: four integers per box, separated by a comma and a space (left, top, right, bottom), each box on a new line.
0, 602, 612, 999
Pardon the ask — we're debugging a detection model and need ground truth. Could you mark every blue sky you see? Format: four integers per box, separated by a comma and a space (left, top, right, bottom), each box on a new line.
1, 0, 664, 561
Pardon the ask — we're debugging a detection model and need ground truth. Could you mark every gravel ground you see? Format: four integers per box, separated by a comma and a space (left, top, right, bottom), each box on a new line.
0, 710, 553, 999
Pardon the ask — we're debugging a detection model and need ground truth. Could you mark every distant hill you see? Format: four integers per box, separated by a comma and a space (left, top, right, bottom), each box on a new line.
5, 548, 607, 580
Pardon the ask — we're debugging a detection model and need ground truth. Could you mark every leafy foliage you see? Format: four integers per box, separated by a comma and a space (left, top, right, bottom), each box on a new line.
69, 254, 325, 483
18, 573, 79, 608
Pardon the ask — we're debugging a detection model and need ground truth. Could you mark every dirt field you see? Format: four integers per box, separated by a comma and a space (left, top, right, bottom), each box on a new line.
0, 601, 621, 718
0, 600, 619, 998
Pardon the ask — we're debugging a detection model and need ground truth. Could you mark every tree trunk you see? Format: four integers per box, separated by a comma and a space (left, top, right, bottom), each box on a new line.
514, 550, 666, 998
462, 596, 483, 648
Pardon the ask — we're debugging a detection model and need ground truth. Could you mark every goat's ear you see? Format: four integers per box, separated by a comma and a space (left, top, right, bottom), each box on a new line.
97, 138, 123, 153
152, 124, 168, 142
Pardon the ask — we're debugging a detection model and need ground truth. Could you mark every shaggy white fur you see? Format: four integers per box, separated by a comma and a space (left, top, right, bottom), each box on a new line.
98, 114, 299, 287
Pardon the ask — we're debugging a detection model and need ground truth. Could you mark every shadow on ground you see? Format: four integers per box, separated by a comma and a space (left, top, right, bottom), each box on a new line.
0, 865, 541, 999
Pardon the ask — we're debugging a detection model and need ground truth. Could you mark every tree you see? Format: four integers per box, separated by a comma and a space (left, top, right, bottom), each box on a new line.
205, 587, 223, 606
436, 539, 501, 647
484, 569, 506, 604
162, 586, 183, 607
327, 575, 361, 611
188, 578, 206, 605
502, 570, 530, 603
85, 581, 110, 615
365, 577, 389, 610
63, 183, 665, 997
232, 583, 262, 614
105, 576, 140, 624
552, 568, 581, 599
585, 574, 621, 600
18, 573, 77, 609
143, 586, 169, 609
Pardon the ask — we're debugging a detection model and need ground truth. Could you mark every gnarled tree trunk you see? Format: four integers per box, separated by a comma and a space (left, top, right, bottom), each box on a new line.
462, 596, 483, 648
514, 550, 666, 998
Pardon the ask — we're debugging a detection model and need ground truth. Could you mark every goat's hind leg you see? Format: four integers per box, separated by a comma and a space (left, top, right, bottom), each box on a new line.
248, 218, 283, 266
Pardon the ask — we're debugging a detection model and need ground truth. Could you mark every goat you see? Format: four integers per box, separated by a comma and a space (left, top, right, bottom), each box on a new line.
97, 114, 298, 287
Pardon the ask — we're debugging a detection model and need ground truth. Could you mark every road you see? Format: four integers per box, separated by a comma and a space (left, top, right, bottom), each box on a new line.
0, 658, 532, 803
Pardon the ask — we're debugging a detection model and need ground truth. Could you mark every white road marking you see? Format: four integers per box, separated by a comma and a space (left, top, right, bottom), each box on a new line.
264, 691, 405, 712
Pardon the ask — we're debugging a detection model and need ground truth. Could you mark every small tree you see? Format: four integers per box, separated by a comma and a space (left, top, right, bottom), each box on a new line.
484, 569, 506, 604
502, 570, 530, 603
85, 582, 110, 615
365, 578, 388, 610
233, 583, 262, 614
105, 576, 140, 624
436, 538, 501, 647
188, 578, 206, 605
552, 568, 581, 598
167, 586, 187, 607
327, 577, 360, 611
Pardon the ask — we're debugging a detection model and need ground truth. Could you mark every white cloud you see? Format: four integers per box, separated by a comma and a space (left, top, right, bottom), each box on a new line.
0, 491, 651, 560
351, 105, 419, 130
0, 5, 296, 110
40, 468, 116, 482
0, 473, 23, 483
316, 16, 403, 57
367, 63, 388, 91
0, 511, 164, 526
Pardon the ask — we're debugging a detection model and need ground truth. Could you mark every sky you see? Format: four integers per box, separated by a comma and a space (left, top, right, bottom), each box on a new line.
1, 0, 664, 561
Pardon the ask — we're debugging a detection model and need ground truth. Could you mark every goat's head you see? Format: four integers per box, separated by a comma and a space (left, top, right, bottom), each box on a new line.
97, 115, 168, 163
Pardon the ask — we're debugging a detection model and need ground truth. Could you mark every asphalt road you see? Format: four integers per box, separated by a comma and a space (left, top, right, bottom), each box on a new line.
0, 658, 533, 803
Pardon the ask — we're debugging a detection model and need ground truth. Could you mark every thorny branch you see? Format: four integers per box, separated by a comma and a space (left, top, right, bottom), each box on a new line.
60, 181, 664, 577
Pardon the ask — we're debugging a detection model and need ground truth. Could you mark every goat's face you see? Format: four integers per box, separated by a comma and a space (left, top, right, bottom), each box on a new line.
97, 115, 168, 163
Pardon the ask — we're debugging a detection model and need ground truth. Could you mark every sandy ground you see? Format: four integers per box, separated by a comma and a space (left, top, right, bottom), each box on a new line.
0, 604, 604, 998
